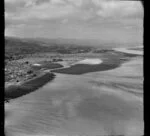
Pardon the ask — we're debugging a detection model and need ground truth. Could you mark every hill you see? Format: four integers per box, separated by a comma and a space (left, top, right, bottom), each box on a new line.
5, 37, 93, 61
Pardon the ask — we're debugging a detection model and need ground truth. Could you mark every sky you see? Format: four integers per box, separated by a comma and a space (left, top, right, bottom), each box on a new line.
5, 0, 143, 44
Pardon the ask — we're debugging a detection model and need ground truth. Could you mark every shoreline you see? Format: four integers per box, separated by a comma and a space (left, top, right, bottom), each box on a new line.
5, 72, 56, 101
5, 51, 142, 101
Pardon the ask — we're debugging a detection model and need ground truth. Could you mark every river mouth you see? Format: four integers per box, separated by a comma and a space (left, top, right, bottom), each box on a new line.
5, 49, 143, 136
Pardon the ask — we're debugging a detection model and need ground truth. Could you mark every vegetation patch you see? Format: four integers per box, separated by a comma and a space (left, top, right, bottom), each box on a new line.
5, 72, 55, 101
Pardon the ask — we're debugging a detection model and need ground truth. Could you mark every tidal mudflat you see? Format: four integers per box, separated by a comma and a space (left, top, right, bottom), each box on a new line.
5, 48, 143, 136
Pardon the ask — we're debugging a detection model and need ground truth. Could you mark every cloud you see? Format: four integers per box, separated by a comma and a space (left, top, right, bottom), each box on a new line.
9, 24, 26, 28
51, 0, 66, 5
5, 0, 143, 43
22, 5, 75, 20
66, 0, 83, 7
93, 0, 143, 18
61, 18, 68, 24
5, 0, 78, 20
5, 0, 143, 21
5, 0, 21, 3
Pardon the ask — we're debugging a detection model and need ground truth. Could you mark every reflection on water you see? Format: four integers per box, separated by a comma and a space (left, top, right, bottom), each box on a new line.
5, 56, 143, 136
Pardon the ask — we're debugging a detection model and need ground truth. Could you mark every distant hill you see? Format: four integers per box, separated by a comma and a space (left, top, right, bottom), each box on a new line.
5, 36, 142, 61
5, 37, 94, 60
5, 37, 48, 60
7, 36, 142, 47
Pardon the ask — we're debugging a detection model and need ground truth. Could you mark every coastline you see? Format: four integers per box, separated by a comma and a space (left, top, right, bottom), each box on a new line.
4, 50, 142, 101
5, 71, 55, 101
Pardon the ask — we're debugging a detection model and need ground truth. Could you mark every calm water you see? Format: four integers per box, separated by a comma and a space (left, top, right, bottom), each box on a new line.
5, 52, 143, 136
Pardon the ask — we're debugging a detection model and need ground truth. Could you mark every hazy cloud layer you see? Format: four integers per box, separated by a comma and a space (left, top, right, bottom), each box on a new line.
5, 0, 143, 44
5, 0, 143, 20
